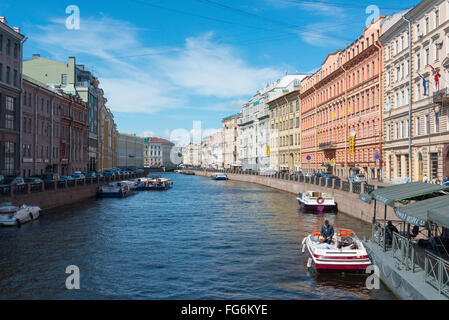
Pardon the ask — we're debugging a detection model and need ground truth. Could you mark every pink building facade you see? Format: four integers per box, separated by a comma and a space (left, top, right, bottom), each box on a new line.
22, 76, 89, 177
300, 18, 385, 180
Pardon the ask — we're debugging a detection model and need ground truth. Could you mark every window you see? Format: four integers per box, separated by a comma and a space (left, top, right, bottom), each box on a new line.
387, 124, 391, 141
13, 70, 17, 87
296, 117, 300, 128
6, 38, 10, 55
416, 53, 421, 70
0, 63, 2, 81
6, 66, 10, 84
430, 153, 438, 179
435, 112, 440, 133
415, 117, 420, 136
435, 10, 439, 28
5, 96, 16, 130
13, 42, 18, 58
0, 35, 2, 52
425, 48, 430, 65
425, 114, 430, 134
4, 142, 15, 176
61, 74, 67, 85
425, 17, 429, 34
435, 43, 440, 61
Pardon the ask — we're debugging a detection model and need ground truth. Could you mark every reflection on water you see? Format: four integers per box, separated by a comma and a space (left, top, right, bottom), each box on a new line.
0, 173, 396, 300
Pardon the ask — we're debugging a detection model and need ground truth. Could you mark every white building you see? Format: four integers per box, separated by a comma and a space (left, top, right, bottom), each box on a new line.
238, 74, 306, 171
182, 143, 201, 167
143, 137, 175, 168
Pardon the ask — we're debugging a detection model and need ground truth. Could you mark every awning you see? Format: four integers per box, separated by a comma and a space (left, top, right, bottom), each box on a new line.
394, 195, 449, 228
358, 182, 449, 207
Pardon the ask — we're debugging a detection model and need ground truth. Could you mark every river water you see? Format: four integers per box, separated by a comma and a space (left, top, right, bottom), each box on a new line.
0, 173, 396, 300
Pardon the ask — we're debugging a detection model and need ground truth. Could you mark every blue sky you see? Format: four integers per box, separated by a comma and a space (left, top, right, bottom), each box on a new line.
2, 0, 418, 139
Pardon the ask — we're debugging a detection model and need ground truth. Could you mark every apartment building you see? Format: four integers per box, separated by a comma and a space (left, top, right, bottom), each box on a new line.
300, 17, 386, 180
268, 88, 301, 172
0, 17, 24, 176
23, 55, 101, 172
143, 137, 175, 168
383, 0, 449, 182
222, 113, 241, 169
238, 74, 304, 172
22, 76, 89, 176
117, 132, 144, 168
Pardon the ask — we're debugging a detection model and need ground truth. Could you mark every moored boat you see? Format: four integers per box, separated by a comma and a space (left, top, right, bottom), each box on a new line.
182, 171, 195, 175
297, 191, 337, 212
134, 178, 150, 191
97, 181, 135, 198
301, 229, 371, 274
211, 173, 228, 181
0, 203, 42, 227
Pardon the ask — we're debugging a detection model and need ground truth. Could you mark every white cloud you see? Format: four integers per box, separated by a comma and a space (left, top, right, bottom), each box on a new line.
28, 16, 281, 115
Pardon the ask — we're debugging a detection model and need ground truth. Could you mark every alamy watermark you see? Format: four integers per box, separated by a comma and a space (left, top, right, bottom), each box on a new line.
65, 5, 81, 30
365, 265, 380, 290
65, 265, 80, 290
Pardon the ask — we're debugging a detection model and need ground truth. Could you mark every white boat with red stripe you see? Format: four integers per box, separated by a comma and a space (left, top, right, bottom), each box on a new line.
301, 229, 371, 274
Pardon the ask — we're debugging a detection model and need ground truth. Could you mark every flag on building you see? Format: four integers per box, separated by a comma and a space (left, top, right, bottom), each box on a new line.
418, 72, 428, 96
427, 64, 441, 89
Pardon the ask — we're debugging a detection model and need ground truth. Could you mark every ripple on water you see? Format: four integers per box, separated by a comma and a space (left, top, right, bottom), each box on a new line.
0, 173, 396, 300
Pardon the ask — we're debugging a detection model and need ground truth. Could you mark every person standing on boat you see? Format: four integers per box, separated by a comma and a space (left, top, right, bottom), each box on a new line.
321, 220, 334, 244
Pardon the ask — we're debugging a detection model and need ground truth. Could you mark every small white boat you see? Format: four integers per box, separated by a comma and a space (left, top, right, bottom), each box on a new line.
97, 181, 135, 198
301, 229, 371, 274
0, 202, 41, 227
297, 191, 337, 212
211, 173, 228, 181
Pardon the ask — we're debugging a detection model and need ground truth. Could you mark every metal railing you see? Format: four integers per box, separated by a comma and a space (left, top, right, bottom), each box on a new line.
425, 251, 449, 298
342, 181, 350, 192
392, 232, 416, 272
365, 184, 375, 194
372, 221, 386, 249
353, 182, 361, 194
334, 179, 341, 189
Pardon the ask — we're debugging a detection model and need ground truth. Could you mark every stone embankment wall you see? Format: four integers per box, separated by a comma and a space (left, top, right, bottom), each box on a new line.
194, 170, 395, 224
1, 174, 144, 210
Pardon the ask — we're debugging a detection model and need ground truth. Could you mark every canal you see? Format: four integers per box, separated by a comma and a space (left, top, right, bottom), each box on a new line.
0, 173, 396, 300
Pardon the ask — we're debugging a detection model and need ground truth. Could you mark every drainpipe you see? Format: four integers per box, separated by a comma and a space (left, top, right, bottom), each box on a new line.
374, 30, 384, 182
34, 86, 41, 176
341, 59, 348, 179
403, 16, 413, 181
283, 96, 291, 171
312, 82, 318, 174
19, 36, 28, 177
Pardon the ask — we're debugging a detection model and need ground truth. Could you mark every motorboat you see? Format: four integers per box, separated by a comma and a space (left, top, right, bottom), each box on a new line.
297, 191, 337, 212
146, 179, 170, 191
182, 171, 195, 176
301, 229, 371, 273
134, 178, 150, 191
97, 181, 135, 198
211, 173, 228, 181
157, 178, 173, 188
0, 202, 41, 227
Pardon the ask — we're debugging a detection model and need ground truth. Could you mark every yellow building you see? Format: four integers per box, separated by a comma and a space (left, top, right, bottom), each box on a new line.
97, 88, 118, 170
268, 89, 302, 172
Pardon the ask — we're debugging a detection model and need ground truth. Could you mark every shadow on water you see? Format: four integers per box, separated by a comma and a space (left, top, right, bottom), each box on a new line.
0, 173, 397, 300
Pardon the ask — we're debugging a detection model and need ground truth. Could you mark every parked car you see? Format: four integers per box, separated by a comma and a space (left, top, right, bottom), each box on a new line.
85, 172, 101, 179
444, 182, 449, 186
24, 177, 44, 184
60, 176, 74, 182
103, 169, 116, 178
72, 171, 85, 180
0, 177, 26, 187
279, 170, 289, 175
349, 174, 367, 183
42, 173, 60, 182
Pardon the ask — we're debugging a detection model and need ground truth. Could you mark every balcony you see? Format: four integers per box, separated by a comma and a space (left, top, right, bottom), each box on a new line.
319, 142, 336, 150
433, 87, 449, 104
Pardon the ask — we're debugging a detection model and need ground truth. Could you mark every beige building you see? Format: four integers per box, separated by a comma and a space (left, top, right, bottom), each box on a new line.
222, 113, 241, 169
98, 88, 118, 170
268, 89, 302, 172
182, 143, 201, 167
117, 132, 144, 168
382, 0, 449, 182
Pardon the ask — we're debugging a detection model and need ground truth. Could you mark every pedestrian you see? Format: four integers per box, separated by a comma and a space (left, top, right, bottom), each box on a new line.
423, 175, 428, 183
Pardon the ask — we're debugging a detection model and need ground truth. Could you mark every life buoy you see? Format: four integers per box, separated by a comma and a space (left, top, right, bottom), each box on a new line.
317, 197, 325, 205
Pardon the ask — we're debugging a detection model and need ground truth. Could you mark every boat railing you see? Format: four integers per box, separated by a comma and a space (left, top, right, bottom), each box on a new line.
424, 250, 449, 298
392, 232, 417, 273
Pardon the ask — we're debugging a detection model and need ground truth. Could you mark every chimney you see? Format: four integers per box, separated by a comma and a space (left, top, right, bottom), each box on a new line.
32, 54, 41, 59
0, 16, 7, 25
13, 27, 20, 33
